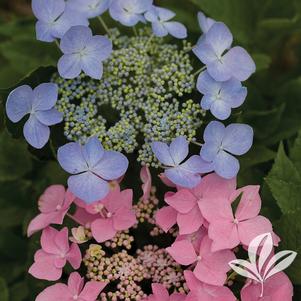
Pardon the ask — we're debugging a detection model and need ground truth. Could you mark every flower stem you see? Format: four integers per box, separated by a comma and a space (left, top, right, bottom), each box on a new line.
133, 26, 138, 36
98, 16, 110, 35
146, 34, 154, 49
54, 39, 60, 50
190, 140, 203, 147
193, 66, 206, 77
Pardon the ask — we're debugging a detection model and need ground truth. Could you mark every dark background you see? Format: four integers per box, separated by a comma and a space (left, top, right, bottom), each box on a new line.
0, 0, 301, 300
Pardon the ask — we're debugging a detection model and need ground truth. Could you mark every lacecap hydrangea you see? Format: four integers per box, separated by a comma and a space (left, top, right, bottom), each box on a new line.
4, 1, 296, 301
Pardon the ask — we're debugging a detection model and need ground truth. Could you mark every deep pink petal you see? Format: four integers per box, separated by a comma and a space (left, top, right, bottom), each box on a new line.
41, 227, 59, 254
113, 207, 136, 231
208, 221, 239, 251
140, 166, 152, 201
177, 206, 203, 235
170, 292, 186, 301
151, 283, 169, 301
36, 283, 70, 301
72, 207, 98, 226
68, 272, 84, 296
80, 280, 107, 300
233, 185, 261, 221
91, 218, 116, 242
166, 240, 197, 265
38, 185, 66, 213
155, 206, 177, 232
54, 227, 69, 254
165, 189, 196, 214
238, 215, 273, 246
67, 243, 82, 269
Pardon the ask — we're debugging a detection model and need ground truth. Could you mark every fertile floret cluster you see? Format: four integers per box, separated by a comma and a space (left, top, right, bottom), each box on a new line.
53, 28, 205, 166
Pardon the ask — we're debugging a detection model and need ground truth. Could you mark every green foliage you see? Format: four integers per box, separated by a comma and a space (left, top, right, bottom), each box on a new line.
0, 278, 9, 301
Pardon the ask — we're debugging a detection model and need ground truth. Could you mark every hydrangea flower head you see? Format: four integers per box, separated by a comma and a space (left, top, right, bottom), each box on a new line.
193, 22, 256, 81
197, 11, 215, 33
197, 71, 247, 120
200, 121, 254, 179
32, 0, 88, 42
27, 185, 75, 236
145, 6, 187, 39
151, 136, 212, 188
57, 136, 128, 203
67, 0, 110, 19
29, 227, 81, 281
109, 0, 153, 26
58, 25, 112, 79
6, 83, 63, 149
36, 272, 107, 301
184, 271, 236, 301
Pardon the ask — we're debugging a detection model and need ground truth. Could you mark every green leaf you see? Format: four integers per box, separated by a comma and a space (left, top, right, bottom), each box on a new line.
0, 278, 9, 301
0, 131, 32, 182
252, 53, 272, 71
265, 143, 301, 214
275, 210, 301, 284
291, 130, 301, 172
10, 281, 29, 301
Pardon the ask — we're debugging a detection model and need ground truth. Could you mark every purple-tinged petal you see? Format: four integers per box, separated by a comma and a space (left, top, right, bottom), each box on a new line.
203, 121, 225, 143
156, 6, 175, 21
57, 142, 88, 174
210, 100, 232, 120
181, 155, 213, 173
197, 71, 221, 95
152, 22, 168, 37
81, 57, 103, 79
197, 11, 215, 33
164, 21, 187, 39
192, 40, 217, 65
205, 22, 233, 58
35, 20, 56, 42
151, 141, 174, 166
32, 83, 58, 111
32, 0, 65, 22
123, 0, 152, 14
67, 0, 110, 18
169, 136, 189, 165
92, 151, 129, 180
23, 115, 50, 149
207, 58, 233, 82
200, 94, 215, 110
58, 54, 82, 79
223, 46, 256, 81
165, 167, 201, 188
86, 36, 112, 61
68, 171, 109, 203
6, 85, 33, 122
60, 26, 92, 54
82, 136, 105, 168
222, 124, 253, 155
35, 109, 63, 126
214, 151, 239, 179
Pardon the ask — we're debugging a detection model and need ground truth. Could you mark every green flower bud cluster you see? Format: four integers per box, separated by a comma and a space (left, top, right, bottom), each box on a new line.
53, 28, 205, 165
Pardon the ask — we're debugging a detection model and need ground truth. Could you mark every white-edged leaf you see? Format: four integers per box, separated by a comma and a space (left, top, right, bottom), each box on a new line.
258, 233, 274, 274
229, 259, 262, 282
264, 251, 297, 280
248, 232, 272, 267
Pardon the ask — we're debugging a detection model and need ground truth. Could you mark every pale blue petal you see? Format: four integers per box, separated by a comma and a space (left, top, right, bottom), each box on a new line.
205, 22, 233, 58
35, 109, 63, 126
32, 0, 65, 22
86, 36, 112, 61
223, 46, 256, 81
214, 151, 239, 179
81, 57, 103, 79
207, 58, 233, 82
67, 0, 110, 18
57, 142, 88, 174
165, 167, 201, 188
92, 150, 129, 180
164, 21, 187, 39
23, 115, 50, 149
144, 7, 158, 22
156, 7, 175, 22
200, 141, 220, 162
169, 136, 188, 165
32, 83, 58, 111
203, 121, 225, 143
197, 11, 215, 33
60, 26, 92, 53
222, 124, 254, 155
221, 85, 247, 108
82, 136, 105, 168
193, 40, 217, 65
58, 54, 82, 79
210, 100, 232, 120
180, 155, 213, 173
6, 85, 33, 122
200, 94, 215, 110
152, 22, 168, 37
35, 20, 55, 42
197, 71, 221, 95
68, 171, 109, 203
151, 141, 174, 166
122, 0, 152, 14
